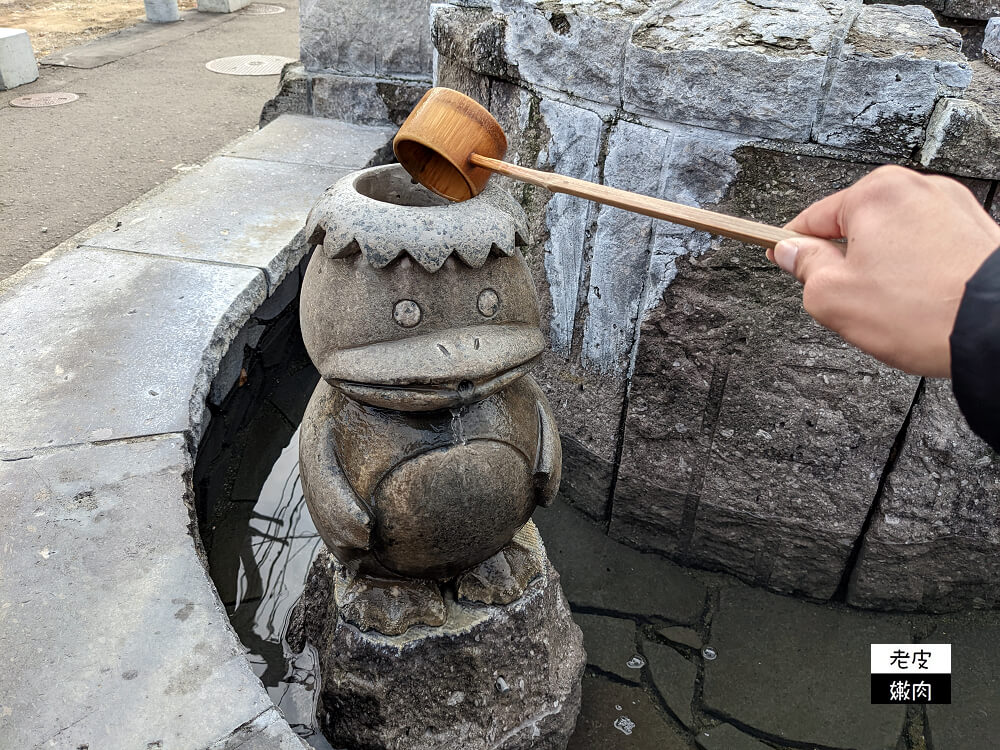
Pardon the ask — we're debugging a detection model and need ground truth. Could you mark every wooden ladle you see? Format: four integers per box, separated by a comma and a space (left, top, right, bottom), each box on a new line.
393, 87, 802, 250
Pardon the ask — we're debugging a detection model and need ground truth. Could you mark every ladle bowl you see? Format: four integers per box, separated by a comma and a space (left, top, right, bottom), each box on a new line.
393, 87, 507, 202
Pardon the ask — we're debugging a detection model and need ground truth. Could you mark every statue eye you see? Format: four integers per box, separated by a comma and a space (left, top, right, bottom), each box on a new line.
477, 289, 500, 318
393, 299, 422, 328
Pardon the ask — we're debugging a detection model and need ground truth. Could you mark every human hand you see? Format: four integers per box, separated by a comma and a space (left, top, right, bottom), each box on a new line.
769, 166, 1000, 377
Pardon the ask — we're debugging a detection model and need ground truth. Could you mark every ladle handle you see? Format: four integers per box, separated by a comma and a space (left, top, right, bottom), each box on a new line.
469, 154, 801, 250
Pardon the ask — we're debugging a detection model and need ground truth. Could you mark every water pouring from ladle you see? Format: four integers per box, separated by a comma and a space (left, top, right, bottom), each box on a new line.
393, 86, 804, 250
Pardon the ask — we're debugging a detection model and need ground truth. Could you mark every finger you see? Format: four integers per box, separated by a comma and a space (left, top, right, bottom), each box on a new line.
784, 189, 849, 239
772, 237, 846, 283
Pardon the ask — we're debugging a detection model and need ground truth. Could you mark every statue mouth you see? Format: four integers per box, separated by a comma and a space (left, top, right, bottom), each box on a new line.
334, 361, 538, 411
322, 324, 544, 411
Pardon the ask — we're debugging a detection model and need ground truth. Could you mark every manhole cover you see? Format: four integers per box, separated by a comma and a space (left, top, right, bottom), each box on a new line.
242, 3, 286, 14
9, 92, 79, 108
205, 55, 295, 76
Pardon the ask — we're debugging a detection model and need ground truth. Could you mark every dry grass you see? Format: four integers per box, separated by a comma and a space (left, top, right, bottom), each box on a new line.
0, 0, 199, 57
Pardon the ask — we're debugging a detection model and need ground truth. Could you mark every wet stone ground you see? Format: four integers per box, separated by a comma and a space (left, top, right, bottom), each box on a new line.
208, 423, 1000, 750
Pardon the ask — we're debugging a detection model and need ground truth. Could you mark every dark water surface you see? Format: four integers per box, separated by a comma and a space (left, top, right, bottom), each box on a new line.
209, 429, 334, 750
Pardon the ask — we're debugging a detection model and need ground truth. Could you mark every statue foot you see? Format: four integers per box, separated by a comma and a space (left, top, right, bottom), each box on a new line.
335, 566, 446, 636
457, 521, 545, 605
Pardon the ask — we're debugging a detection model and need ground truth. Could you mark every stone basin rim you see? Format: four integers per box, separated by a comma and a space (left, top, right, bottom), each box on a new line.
0, 114, 400, 750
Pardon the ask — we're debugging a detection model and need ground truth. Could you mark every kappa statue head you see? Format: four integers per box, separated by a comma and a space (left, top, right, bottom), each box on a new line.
300, 164, 542, 411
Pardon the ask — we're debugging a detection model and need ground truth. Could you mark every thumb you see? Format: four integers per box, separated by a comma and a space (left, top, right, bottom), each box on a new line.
772, 237, 845, 283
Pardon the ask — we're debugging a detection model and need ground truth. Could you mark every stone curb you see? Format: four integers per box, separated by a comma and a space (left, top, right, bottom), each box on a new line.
0, 114, 394, 748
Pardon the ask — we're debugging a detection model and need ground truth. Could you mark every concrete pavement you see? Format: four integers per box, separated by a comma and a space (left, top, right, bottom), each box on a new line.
0, 2, 299, 281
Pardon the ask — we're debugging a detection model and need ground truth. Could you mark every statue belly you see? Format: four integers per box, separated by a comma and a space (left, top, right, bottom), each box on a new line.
371, 440, 534, 579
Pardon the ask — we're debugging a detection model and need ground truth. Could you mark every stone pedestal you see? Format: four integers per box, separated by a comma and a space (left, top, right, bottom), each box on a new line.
288, 527, 585, 750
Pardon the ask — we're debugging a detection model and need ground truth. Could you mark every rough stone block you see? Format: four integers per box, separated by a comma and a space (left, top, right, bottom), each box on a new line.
986, 16, 1000, 69
0, 28, 39, 90
703, 586, 910, 750
289, 548, 584, 750
300, 11, 373, 75
610, 147, 919, 599
557, 434, 615, 521
85, 156, 349, 286
311, 72, 430, 125
0, 437, 299, 748
431, 3, 519, 81
945, 0, 1000, 20
583, 121, 741, 375
260, 62, 310, 127
534, 97, 604, 354
198, 0, 252, 12
624, 0, 846, 142
229, 113, 394, 169
0, 247, 265, 454
378, 0, 434, 76
435, 47, 494, 101
301, 0, 432, 76
848, 379, 1000, 612
582, 121, 672, 375
433, 2, 640, 104
536, 363, 622, 521
498, 0, 641, 106
814, 3, 972, 156
535, 102, 628, 511
920, 61, 1000, 179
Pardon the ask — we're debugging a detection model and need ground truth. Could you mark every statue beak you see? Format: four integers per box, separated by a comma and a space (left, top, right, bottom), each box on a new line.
322, 323, 545, 411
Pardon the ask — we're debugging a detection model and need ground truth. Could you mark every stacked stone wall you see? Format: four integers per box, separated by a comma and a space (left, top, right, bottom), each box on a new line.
280, 0, 1000, 611
270, 0, 437, 126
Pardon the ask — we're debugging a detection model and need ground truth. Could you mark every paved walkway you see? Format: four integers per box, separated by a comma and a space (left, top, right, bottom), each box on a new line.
0, 2, 299, 281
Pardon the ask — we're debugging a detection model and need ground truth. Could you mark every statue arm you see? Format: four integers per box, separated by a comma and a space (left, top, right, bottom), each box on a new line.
300, 417, 372, 552
534, 399, 562, 507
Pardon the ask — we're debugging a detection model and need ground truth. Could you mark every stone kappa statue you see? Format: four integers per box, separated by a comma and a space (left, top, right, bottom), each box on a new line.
298, 164, 562, 636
